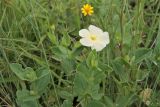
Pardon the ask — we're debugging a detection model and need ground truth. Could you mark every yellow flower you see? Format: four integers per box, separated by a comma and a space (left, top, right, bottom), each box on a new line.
81, 4, 94, 16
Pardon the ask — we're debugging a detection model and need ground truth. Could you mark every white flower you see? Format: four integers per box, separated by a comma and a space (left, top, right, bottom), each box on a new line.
79, 25, 110, 51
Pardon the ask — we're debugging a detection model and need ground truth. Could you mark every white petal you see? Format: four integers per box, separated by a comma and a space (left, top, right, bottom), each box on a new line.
91, 42, 106, 51
80, 38, 93, 47
100, 32, 110, 44
88, 25, 103, 35
79, 29, 90, 37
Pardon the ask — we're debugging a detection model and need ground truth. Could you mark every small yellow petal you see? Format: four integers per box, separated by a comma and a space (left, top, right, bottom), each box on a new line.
81, 4, 94, 16
81, 8, 84, 11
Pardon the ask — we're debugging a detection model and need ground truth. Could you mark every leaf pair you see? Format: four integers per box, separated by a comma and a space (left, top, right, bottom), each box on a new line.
10, 63, 50, 107
10, 63, 37, 82
73, 58, 105, 105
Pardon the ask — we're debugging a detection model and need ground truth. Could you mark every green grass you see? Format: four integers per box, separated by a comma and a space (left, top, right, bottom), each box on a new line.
0, 0, 160, 107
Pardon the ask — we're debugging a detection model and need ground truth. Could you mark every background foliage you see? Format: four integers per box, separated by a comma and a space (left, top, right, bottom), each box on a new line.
0, 0, 160, 107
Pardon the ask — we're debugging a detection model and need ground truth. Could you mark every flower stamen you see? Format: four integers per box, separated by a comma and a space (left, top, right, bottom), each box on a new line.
90, 35, 97, 41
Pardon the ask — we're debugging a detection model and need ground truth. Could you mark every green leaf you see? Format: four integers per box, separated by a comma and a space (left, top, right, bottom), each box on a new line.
74, 63, 105, 100
16, 89, 40, 101
112, 58, 129, 83
61, 34, 71, 47
134, 48, 152, 63
58, 91, 73, 100
116, 94, 135, 107
61, 58, 75, 74
61, 100, 72, 107
90, 85, 103, 100
74, 77, 103, 100
76, 62, 92, 81
30, 67, 50, 95
93, 70, 106, 84
10, 63, 37, 82
52, 46, 75, 74
47, 32, 58, 45
86, 100, 105, 107
9, 63, 25, 80
16, 89, 41, 107
136, 70, 150, 82
77, 63, 105, 85
103, 96, 115, 107
73, 74, 89, 97
24, 67, 38, 81
52, 46, 69, 60
72, 46, 83, 57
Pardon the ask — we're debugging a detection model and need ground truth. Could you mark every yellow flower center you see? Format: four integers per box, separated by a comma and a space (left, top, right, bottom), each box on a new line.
81, 4, 94, 16
90, 35, 97, 41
